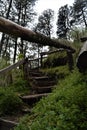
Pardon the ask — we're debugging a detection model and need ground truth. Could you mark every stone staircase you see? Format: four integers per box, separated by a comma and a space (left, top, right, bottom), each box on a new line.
21, 69, 56, 106
0, 69, 57, 130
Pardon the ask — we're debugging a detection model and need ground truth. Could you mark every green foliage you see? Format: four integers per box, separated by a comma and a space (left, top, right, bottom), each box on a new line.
0, 58, 10, 69
73, 0, 87, 28
0, 87, 23, 115
14, 70, 87, 130
11, 77, 30, 95
57, 5, 69, 38
0, 58, 12, 87
43, 51, 67, 68
42, 66, 70, 80
35, 9, 54, 37
0, 64, 30, 115
17, 54, 24, 60
10, 68, 31, 95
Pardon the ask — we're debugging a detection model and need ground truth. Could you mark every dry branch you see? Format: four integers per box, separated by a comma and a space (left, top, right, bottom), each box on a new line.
0, 17, 75, 53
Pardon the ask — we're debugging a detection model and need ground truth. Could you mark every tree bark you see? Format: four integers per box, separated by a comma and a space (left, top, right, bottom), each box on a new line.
82, 9, 87, 28
0, 0, 13, 56
6, 0, 13, 19
13, 38, 17, 63
0, 17, 75, 53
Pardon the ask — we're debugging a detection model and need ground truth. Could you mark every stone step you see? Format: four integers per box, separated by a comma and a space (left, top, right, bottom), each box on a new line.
33, 80, 56, 87
29, 72, 43, 77
28, 69, 40, 73
0, 118, 18, 130
34, 86, 55, 93
21, 93, 49, 105
33, 76, 50, 81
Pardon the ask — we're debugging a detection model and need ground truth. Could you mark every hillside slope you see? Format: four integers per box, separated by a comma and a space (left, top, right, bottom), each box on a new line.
14, 70, 87, 130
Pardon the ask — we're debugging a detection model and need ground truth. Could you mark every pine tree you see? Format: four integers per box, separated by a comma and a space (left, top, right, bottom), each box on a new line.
73, 0, 87, 28
0, 0, 13, 60
35, 9, 54, 38
56, 5, 69, 39
34, 9, 54, 55
13, 0, 37, 61
0, 0, 37, 62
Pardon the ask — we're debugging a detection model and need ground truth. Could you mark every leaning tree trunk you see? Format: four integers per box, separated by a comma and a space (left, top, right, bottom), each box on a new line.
0, 17, 75, 53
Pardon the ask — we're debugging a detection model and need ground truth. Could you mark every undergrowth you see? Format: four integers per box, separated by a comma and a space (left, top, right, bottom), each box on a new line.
0, 88, 23, 115
14, 69, 87, 130
43, 51, 67, 68
0, 68, 30, 115
41, 65, 70, 80
10, 77, 30, 95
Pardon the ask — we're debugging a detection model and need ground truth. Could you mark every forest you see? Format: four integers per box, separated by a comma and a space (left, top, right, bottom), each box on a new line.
0, 0, 87, 130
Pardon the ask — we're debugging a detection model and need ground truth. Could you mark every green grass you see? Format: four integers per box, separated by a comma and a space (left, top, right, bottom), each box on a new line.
43, 51, 67, 68
10, 77, 30, 95
14, 69, 87, 130
41, 65, 70, 80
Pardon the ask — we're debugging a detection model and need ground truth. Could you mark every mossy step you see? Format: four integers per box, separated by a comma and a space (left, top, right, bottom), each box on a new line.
33, 80, 56, 87
33, 76, 49, 80
29, 72, 43, 77
0, 118, 18, 130
21, 93, 49, 105
34, 86, 55, 93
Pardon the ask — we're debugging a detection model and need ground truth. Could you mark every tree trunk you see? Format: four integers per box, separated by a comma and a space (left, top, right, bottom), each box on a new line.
6, 0, 13, 19
20, 39, 24, 55
82, 9, 87, 28
0, 17, 75, 53
2, 36, 9, 57
0, 0, 13, 56
13, 38, 18, 63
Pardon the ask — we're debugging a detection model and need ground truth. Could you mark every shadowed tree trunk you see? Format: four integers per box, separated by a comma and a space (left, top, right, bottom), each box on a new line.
0, 0, 13, 56
0, 17, 75, 53
13, 38, 17, 63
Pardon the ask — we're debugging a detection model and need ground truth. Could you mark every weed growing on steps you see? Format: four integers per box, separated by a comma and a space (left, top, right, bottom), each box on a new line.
14, 70, 87, 130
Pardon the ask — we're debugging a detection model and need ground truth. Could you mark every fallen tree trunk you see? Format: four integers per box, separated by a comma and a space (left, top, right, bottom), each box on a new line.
0, 17, 75, 53
77, 40, 87, 72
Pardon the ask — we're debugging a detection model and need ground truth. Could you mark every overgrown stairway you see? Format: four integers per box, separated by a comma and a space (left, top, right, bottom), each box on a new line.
21, 69, 57, 106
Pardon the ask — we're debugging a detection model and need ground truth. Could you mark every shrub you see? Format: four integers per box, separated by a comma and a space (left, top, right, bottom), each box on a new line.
41, 66, 70, 80
0, 88, 23, 115
43, 51, 67, 68
11, 77, 30, 95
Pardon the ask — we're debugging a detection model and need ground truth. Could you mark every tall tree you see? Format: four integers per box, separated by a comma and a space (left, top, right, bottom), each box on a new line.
73, 0, 87, 28
35, 9, 54, 38
0, 0, 13, 58
56, 5, 69, 39
13, 0, 37, 61
34, 9, 54, 53
0, 0, 37, 62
